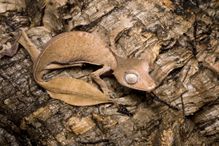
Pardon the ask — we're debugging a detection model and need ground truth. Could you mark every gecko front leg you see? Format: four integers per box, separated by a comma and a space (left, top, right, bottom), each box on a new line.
91, 66, 114, 97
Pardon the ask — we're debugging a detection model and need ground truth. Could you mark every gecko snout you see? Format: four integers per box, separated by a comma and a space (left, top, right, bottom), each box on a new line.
126, 72, 156, 92
142, 75, 156, 91
114, 69, 156, 92
113, 58, 156, 92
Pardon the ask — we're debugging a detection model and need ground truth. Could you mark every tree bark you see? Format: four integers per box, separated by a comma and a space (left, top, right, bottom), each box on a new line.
0, 0, 218, 145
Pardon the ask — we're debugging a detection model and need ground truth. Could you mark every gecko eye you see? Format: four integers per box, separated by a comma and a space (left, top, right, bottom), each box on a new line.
124, 72, 138, 84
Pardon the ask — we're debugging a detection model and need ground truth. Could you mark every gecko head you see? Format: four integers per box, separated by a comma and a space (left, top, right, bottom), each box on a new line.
113, 58, 156, 92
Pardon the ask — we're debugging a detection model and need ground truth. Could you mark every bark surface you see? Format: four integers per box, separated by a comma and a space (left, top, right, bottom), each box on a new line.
0, 0, 218, 145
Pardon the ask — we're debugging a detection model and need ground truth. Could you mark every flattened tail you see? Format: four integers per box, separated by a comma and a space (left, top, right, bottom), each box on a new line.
35, 76, 112, 106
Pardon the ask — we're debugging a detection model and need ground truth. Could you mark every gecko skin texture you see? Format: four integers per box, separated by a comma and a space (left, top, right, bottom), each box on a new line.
34, 31, 117, 82
19, 30, 156, 106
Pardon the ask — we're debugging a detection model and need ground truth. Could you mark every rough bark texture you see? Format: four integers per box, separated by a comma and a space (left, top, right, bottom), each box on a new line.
0, 0, 218, 145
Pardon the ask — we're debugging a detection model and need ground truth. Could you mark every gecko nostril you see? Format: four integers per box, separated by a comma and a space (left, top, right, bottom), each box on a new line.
125, 73, 138, 84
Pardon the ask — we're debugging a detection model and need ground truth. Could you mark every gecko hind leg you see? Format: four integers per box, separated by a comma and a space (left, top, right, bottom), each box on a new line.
90, 66, 114, 97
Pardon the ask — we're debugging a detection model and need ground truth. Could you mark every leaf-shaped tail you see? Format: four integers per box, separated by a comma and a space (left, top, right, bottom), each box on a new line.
39, 76, 112, 106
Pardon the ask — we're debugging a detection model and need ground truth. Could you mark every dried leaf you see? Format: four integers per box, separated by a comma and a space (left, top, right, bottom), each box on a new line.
0, 0, 25, 13
42, 1, 64, 31
0, 32, 20, 59
44, 76, 112, 106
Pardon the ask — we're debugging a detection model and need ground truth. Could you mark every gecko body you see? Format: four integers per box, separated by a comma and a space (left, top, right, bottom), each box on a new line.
34, 32, 116, 90
19, 30, 156, 106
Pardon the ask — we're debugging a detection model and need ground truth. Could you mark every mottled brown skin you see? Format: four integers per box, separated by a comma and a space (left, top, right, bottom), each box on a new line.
33, 31, 118, 94
35, 32, 117, 76
19, 30, 156, 106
